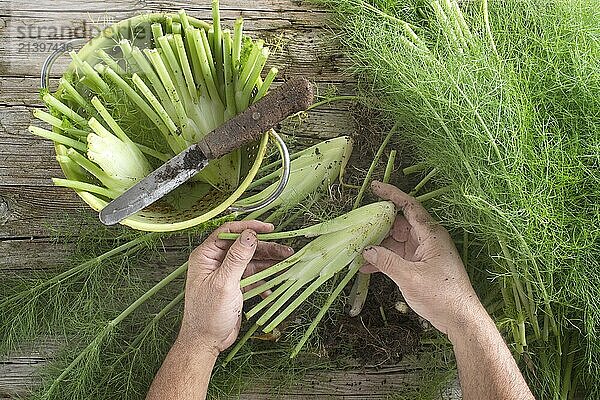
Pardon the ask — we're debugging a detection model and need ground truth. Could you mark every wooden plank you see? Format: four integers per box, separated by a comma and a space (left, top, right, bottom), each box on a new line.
0, 4, 350, 80
0, 186, 87, 239
242, 367, 461, 400
0, 106, 65, 187
0, 100, 356, 187
2, 6, 326, 26
1, 0, 328, 14
1, 34, 350, 83
0, 236, 194, 271
0, 339, 59, 399
0, 238, 76, 271
0, 77, 41, 106
0, 338, 459, 399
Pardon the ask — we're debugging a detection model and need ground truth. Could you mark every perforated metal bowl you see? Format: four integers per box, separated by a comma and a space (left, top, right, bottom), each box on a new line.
41, 14, 290, 232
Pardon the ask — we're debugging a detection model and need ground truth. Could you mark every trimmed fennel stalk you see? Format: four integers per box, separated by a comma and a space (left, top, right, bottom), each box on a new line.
414, 186, 452, 203
353, 123, 397, 209
29, 126, 87, 152
409, 168, 438, 196
51, 178, 121, 199
292, 150, 398, 358
403, 163, 428, 176
305, 95, 358, 112
291, 257, 363, 358
347, 123, 396, 317
383, 150, 396, 183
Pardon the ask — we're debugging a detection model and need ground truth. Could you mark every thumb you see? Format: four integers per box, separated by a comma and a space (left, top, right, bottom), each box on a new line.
362, 245, 415, 281
221, 229, 258, 281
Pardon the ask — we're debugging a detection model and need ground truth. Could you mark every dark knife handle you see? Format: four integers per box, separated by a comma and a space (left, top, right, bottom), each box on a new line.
199, 77, 314, 160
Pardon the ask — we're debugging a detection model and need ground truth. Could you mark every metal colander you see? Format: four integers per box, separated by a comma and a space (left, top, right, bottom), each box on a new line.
41, 13, 290, 232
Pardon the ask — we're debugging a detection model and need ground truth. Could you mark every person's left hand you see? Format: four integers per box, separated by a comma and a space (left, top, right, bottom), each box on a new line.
178, 220, 294, 355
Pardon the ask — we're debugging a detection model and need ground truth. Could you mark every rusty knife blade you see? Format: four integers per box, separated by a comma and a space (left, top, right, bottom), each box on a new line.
99, 144, 208, 226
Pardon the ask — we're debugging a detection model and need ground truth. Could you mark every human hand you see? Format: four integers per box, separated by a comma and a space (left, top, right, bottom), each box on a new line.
178, 220, 294, 355
361, 181, 484, 336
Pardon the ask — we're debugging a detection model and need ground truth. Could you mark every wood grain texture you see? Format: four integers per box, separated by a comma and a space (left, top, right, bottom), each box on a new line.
0, 339, 58, 399
0, 186, 87, 239
1, 1, 350, 80
0, 235, 194, 271
0, 1, 450, 399
0, 99, 355, 188
0, 340, 460, 399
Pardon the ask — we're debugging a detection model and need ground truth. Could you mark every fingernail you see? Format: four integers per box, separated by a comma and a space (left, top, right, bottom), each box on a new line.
266, 223, 275, 231
363, 246, 377, 263
287, 246, 295, 255
240, 230, 256, 248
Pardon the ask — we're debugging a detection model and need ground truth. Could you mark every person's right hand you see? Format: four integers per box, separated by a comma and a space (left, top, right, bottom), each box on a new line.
361, 181, 485, 336
180, 220, 293, 354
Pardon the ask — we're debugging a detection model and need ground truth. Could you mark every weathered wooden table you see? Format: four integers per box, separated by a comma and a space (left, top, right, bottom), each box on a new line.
0, 0, 459, 398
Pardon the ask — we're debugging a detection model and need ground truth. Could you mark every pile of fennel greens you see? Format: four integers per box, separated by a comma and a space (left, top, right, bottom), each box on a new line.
320, 0, 600, 398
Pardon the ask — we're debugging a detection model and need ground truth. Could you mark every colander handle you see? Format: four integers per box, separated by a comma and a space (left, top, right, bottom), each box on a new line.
229, 130, 290, 214
40, 38, 88, 89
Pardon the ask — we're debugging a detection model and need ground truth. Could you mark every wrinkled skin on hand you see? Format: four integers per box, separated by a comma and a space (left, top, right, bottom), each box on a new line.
361, 181, 479, 335
179, 220, 294, 354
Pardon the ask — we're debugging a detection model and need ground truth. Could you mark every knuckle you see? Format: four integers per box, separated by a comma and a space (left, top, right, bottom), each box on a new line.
264, 242, 286, 259
403, 202, 419, 215
380, 251, 398, 270
189, 245, 208, 262
220, 221, 236, 231
388, 192, 405, 206
435, 226, 452, 240
427, 226, 450, 242
411, 202, 425, 214
256, 242, 272, 258
225, 244, 250, 265
211, 275, 228, 291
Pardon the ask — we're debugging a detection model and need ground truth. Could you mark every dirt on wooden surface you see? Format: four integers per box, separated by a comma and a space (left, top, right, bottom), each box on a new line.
322, 274, 423, 367
311, 104, 426, 368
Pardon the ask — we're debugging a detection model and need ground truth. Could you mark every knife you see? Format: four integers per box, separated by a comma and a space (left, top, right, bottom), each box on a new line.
99, 77, 314, 226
